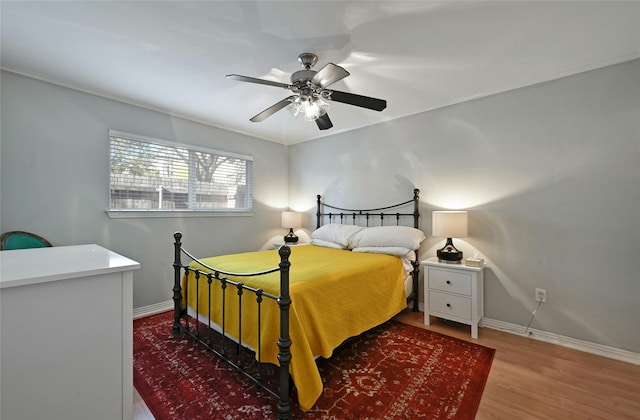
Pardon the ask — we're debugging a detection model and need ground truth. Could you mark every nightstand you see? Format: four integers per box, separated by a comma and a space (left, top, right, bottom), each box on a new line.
272, 242, 310, 249
422, 257, 485, 339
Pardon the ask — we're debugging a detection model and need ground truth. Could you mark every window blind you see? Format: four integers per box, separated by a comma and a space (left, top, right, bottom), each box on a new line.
109, 131, 253, 212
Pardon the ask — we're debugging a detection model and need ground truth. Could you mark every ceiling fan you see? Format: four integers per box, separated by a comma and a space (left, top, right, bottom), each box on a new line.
226, 53, 387, 130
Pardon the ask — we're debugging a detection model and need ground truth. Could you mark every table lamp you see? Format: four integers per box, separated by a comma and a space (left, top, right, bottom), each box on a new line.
281, 211, 302, 243
432, 210, 468, 263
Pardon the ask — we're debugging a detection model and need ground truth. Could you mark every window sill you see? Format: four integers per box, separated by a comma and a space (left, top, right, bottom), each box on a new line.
106, 209, 255, 219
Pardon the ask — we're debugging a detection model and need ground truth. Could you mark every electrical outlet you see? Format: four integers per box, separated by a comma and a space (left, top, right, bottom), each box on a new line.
535, 288, 547, 303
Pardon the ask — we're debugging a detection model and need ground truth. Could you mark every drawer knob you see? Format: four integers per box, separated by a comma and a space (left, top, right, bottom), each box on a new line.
446, 303, 452, 308
446, 280, 452, 285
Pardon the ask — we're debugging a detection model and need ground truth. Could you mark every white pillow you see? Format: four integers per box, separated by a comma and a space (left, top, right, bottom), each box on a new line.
311, 238, 347, 249
351, 246, 415, 257
348, 226, 425, 250
311, 223, 365, 247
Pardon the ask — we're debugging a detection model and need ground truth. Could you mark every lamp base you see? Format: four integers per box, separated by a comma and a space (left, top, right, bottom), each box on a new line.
437, 238, 463, 263
284, 228, 299, 243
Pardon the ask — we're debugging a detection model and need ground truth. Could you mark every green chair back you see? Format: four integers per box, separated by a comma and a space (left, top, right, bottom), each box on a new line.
0, 231, 52, 250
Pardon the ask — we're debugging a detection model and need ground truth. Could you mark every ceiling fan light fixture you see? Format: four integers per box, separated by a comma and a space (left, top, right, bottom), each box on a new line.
229, 53, 385, 129
288, 96, 329, 121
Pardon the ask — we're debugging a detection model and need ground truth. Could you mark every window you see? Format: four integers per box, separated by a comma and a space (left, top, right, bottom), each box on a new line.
108, 130, 253, 214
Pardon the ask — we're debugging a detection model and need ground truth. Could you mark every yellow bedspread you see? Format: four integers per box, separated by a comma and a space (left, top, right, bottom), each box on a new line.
183, 244, 407, 411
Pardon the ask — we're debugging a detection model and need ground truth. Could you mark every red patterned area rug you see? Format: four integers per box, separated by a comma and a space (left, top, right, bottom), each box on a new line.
134, 311, 494, 419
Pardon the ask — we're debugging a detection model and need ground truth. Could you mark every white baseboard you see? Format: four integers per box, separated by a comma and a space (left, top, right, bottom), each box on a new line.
482, 317, 640, 366
134, 301, 640, 366
133, 300, 173, 320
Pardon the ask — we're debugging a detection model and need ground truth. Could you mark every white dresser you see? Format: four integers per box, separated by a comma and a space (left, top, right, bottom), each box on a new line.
422, 257, 484, 339
0, 244, 140, 420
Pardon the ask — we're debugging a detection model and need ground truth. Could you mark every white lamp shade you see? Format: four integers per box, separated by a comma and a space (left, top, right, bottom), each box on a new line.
281, 211, 302, 229
432, 211, 468, 238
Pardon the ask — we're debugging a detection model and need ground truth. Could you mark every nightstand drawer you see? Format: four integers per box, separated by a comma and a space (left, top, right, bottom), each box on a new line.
429, 291, 472, 320
428, 268, 472, 296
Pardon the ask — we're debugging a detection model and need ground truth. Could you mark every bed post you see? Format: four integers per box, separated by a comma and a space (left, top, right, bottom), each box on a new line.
172, 232, 183, 335
316, 194, 322, 229
412, 189, 421, 312
412, 188, 420, 229
277, 245, 292, 419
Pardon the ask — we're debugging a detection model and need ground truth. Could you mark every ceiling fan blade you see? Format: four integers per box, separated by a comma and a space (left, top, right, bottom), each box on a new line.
316, 113, 333, 130
249, 96, 295, 122
310, 63, 350, 88
326, 90, 387, 111
226, 74, 290, 89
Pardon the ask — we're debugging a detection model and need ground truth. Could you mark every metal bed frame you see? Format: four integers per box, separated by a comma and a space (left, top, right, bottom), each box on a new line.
171, 188, 421, 419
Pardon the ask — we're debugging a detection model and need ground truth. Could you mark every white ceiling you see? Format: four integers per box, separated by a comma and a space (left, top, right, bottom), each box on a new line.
2, 1, 639, 145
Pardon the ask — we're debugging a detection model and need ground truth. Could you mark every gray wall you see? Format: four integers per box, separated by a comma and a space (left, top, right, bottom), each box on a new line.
2, 59, 639, 354
1, 71, 289, 308
289, 59, 640, 353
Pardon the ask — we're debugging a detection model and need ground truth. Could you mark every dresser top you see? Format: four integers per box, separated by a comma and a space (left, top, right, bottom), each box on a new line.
0, 244, 140, 289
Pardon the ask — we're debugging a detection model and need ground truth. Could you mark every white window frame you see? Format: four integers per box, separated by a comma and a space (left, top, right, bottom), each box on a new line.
106, 130, 254, 219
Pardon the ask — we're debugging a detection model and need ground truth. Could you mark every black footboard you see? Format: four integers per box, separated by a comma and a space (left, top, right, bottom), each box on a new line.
172, 232, 292, 419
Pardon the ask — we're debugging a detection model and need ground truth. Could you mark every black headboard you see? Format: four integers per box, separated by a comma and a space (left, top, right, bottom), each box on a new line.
316, 188, 420, 229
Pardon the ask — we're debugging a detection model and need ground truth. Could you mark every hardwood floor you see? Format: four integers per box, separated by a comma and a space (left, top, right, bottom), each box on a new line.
134, 311, 640, 419
396, 311, 640, 420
